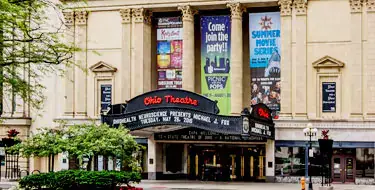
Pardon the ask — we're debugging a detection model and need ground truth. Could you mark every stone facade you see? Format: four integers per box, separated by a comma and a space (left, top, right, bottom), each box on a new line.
1, 0, 374, 182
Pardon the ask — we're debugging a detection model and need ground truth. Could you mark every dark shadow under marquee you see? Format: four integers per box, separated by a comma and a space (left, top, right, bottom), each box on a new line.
101, 89, 275, 140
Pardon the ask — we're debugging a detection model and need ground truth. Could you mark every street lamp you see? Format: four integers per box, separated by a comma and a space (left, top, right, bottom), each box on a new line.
303, 123, 318, 190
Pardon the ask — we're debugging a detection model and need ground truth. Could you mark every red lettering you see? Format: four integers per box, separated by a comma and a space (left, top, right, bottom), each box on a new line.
258, 108, 270, 119
144, 96, 162, 106
163, 95, 198, 106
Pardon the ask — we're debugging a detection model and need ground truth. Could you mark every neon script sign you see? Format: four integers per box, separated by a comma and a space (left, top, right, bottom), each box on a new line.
144, 95, 198, 106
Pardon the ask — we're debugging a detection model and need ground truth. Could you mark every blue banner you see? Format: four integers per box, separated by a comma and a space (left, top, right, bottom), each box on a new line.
201, 16, 231, 115
249, 12, 281, 118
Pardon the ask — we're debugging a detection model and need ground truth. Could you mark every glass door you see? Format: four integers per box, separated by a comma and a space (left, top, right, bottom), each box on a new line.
332, 156, 356, 183
332, 157, 343, 182
345, 157, 355, 183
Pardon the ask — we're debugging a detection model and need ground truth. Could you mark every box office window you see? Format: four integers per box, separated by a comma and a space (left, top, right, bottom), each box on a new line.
356, 148, 374, 178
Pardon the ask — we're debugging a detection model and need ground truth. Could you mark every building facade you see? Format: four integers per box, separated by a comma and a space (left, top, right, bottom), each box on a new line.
1, 0, 375, 184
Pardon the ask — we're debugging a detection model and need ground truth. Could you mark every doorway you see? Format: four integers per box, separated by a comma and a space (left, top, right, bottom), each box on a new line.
332, 151, 356, 183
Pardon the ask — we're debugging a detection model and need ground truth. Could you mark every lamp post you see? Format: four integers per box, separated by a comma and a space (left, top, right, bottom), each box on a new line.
303, 123, 318, 190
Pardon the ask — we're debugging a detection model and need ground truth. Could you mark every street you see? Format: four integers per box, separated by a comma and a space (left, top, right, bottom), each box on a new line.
134, 180, 375, 190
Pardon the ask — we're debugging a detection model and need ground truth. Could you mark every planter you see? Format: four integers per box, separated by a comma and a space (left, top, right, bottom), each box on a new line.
318, 139, 333, 157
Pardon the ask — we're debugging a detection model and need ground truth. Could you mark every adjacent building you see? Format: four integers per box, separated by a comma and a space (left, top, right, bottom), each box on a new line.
1, 0, 374, 184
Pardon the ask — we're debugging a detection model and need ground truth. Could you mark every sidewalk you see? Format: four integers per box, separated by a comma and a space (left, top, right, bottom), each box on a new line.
135, 180, 375, 190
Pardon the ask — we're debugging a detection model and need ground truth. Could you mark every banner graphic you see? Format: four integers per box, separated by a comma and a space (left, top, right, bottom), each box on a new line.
200, 16, 231, 115
156, 17, 183, 89
249, 12, 281, 118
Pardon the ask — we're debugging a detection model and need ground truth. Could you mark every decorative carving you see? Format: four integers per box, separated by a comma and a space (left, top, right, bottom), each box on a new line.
132, 8, 152, 24
75, 11, 88, 25
312, 55, 345, 69
178, 5, 198, 21
63, 12, 74, 26
293, 0, 308, 15
350, 0, 363, 13
278, 0, 292, 16
120, 9, 132, 23
89, 61, 117, 73
366, 0, 375, 12
227, 3, 246, 19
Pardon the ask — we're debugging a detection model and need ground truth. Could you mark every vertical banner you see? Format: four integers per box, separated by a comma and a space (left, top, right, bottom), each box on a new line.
249, 12, 281, 118
201, 16, 231, 115
156, 17, 183, 89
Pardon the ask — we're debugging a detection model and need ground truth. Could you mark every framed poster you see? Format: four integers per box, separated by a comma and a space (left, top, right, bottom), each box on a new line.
322, 82, 336, 112
100, 84, 112, 113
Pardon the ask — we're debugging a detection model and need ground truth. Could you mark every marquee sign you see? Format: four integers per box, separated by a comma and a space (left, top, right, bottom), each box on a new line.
101, 89, 275, 140
124, 89, 219, 114
154, 127, 266, 142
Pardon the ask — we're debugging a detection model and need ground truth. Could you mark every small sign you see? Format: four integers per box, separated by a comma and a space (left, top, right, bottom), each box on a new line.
322, 82, 336, 112
101, 84, 112, 113
309, 149, 314, 157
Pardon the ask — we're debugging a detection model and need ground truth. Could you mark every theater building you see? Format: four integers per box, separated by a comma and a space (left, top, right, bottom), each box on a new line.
1, 0, 374, 184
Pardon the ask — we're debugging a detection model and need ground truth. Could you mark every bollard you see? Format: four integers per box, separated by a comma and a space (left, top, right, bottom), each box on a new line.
300, 177, 305, 190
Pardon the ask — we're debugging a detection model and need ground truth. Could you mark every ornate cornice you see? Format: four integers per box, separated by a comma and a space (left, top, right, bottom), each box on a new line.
132, 8, 152, 24
350, 0, 363, 13
178, 5, 198, 21
75, 11, 88, 25
278, 0, 292, 16
366, 0, 375, 12
227, 3, 246, 19
293, 0, 308, 15
120, 9, 132, 24
63, 12, 74, 26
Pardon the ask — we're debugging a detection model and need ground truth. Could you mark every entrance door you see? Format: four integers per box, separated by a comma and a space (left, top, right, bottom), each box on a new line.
332, 156, 355, 183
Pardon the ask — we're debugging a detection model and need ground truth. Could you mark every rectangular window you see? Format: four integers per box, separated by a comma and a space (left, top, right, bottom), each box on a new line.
275, 147, 305, 176
249, 12, 281, 119
356, 148, 374, 178
100, 84, 112, 114
156, 17, 183, 89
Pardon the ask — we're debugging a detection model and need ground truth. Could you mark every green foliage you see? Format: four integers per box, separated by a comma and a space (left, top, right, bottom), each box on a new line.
0, 0, 81, 110
19, 170, 141, 190
10, 123, 144, 171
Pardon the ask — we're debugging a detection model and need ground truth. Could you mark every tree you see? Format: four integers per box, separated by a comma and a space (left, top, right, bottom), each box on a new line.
10, 123, 143, 172
0, 0, 80, 111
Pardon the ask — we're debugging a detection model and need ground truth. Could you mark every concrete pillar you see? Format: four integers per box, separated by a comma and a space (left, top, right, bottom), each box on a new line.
119, 9, 132, 103
227, 3, 244, 115
265, 140, 275, 182
278, 0, 293, 118
147, 136, 162, 180
365, 0, 375, 117
293, 0, 307, 118
178, 6, 197, 92
349, 0, 363, 118
131, 8, 152, 97
62, 12, 75, 117
74, 11, 88, 117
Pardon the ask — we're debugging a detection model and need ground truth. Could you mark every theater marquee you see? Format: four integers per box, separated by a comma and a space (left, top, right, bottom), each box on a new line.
101, 89, 275, 140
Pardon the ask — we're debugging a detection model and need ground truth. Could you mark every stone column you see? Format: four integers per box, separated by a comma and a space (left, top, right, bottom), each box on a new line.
349, 0, 363, 118
294, 0, 307, 118
63, 12, 75, 117
74, 11, 88, 117
265, 139, 275, 182
227, 3, 245, 115
178, 6, 197, 92
278, 0, 293, 118
365, 0, 375, 117
131, 8, 152, 97
147, 136, 162, 180
119, 9, 132, 103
